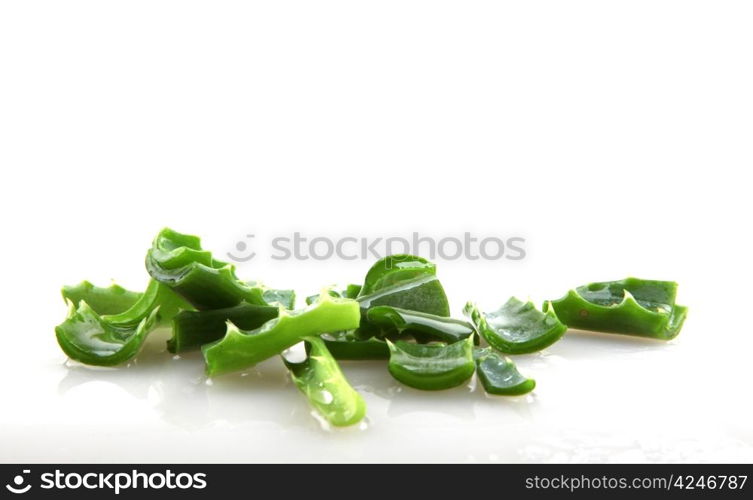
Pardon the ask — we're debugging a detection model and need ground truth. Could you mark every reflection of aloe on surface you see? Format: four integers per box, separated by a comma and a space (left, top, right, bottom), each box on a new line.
54, 227, 688, 428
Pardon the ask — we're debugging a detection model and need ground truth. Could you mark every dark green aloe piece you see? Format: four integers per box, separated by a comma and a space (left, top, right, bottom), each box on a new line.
547, 278, 687, 340
284, 336, 366, 427
146, 228, 267, 310
366, 306, 475, 344
387, 337, 475, 391
354, 255, 450, 342
358, 254, 436, 297
168, 303, 279, 353
464, 297, 566, 354
474, 347, 535, 395
357, 274, 450, 317
321, 331, 390, 360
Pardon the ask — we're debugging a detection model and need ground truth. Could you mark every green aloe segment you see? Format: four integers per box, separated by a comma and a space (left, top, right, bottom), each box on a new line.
284, 336, 366, 427
202, 291, 361, 376
358, 254, 436, 297
146, 227, 267, 310
357, 274, 450, 318
321, 331, 391, 360
55, 279, 188, 366
474, 347, 535, 395
366, 305, 475, 344
547, 278, 687, 340
464, 297, 566, 354
62, 281, 142, 316
168, 303, 279, 353
387, 337, 475, 391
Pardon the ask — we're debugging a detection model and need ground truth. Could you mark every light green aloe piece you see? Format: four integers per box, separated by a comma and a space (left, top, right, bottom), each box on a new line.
202, 290, 361, 376
284, 336, 366, 427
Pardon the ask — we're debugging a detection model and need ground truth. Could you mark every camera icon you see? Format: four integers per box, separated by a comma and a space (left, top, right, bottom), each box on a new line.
5, 470, 31, 494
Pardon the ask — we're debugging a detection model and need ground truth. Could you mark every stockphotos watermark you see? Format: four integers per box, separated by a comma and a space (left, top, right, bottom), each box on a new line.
3, 468, 207, 495
226, 231, 526, 263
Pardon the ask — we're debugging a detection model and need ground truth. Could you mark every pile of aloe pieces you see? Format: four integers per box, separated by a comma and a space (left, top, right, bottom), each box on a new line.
55, 228, 688, 427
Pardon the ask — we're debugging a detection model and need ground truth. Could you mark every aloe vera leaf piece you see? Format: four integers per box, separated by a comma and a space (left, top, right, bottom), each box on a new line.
473, 347, 535, 395
62, 281, 142, 316
202, 291, 361, 376
55, 300, 159, 366
168, 303, 279, 353
357, 274, 451, 318
358, 254, 436, 297
55, 302, 159, 367
320, 331, 391, 360
106, 279, 190, 328
464, 298, 567, 354
283, 336, 366, 427
386, 337, 475, 391
547, 278, 688, 340
146, 227, 266, 310
366, 305, 475, 344
55, 279, 190, 366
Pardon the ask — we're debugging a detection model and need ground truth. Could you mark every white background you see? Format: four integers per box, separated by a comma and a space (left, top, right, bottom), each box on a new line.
1, 1, 751, 463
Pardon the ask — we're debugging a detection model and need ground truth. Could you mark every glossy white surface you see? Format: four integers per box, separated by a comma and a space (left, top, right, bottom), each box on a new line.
2, 276, 751, 463
1, 0, 752, 463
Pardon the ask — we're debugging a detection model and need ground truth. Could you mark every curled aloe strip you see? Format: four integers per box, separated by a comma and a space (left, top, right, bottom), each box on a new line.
62, 281, 142, 316
56, 302, 159, 367
386, 337, 475, 391
168, 303, 279, 353
202, 290, 361, 376
366, 306, 475, 344
474, 347, 535, 395
55, 280, 187, 366
146, 228, 266, 310
464, 298, 566, 355
283, 336, 366, 427
547, 278, 687, 340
